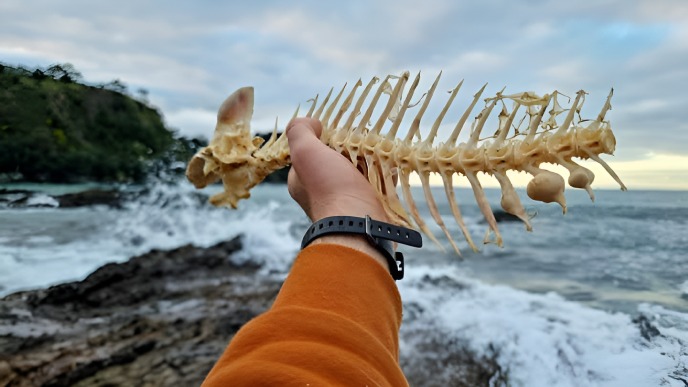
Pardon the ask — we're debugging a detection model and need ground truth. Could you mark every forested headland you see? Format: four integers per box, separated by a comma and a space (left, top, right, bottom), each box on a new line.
0, 63, 202, 183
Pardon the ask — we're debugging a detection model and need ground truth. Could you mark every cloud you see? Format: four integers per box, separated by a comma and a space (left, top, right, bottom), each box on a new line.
164, 108, 217, 140
634, 0, 688, 22
241, 9, 387, 72
1, 0, 686, 188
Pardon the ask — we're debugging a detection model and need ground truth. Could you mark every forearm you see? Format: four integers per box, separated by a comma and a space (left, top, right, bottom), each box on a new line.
202, 244, 407, 387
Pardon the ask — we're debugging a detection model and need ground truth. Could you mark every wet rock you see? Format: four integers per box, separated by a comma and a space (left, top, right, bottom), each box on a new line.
401, 328, 508, 387
0, 235, 281, 387
6, 196, 37, 207
492, 209, 521, 223
633, 314, 661, 341
54, 189, 122, 208
2, 188, 124, 209
0, 189, 35, 207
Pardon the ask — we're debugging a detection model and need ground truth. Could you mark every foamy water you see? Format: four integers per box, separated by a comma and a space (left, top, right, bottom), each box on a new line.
1, 181, 686, 385
400, 266, 687, 386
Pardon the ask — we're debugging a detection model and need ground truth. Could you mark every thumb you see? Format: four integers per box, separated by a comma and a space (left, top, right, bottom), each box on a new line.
286, 117, 323, 147
286, 118, 334, 187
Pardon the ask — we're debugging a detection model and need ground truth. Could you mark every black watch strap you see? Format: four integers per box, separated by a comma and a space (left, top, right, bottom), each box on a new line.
301, 215, 422, 280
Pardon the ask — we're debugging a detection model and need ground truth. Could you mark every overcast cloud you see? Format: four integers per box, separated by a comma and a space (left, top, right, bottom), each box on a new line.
1, 0, 686, 189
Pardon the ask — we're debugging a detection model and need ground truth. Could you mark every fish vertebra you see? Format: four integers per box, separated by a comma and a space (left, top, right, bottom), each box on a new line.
186, 71, 626, 255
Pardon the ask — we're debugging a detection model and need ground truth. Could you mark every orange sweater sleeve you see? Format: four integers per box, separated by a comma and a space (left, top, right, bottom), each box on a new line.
201, 243, 409, 387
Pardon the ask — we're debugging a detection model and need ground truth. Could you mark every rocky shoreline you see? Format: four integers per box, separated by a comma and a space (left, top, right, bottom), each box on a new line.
0, 188, 125, 209
0, 236, 278, 386
0, 235, 506, 386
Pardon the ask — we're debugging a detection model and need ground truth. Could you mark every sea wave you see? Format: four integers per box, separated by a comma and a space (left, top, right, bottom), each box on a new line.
399, 266, 687, 386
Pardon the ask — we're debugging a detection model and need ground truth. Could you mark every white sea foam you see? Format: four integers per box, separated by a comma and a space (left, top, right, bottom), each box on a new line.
0, 182, 302, 294
228, 200, 302, 272
26, 193, 58, 207
399, 266, 687, 387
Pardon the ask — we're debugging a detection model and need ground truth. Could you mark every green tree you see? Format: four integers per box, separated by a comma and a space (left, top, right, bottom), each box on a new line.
45, 63, 83, 83
0, 63, 183, 183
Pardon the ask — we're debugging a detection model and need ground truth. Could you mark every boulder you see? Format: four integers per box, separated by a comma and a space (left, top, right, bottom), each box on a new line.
55, 189, 122, 208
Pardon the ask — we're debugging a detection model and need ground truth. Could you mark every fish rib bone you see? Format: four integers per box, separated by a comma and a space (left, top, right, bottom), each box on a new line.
186, 72, 626, 254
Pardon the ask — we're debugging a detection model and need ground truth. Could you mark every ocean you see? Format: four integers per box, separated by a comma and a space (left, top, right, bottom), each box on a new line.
1, 180, 686, 386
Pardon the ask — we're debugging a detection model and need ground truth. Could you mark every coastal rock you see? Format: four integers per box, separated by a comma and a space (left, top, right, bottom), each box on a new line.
2, 189, 124, 209
54, 189, 122, 208
0, 189, 37, 207
632, 315, 661, 341
492, 209, 523, 223
0, 236, 281, 387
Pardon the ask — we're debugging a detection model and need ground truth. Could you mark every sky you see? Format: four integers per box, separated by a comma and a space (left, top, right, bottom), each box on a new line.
1, 0, 687, 190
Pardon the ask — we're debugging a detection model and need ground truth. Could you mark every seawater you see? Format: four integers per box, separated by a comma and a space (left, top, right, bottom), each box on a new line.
1, 181, 686, 386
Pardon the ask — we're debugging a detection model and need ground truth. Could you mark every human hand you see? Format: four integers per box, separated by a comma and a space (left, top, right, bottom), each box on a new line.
286, 117, 391, 268
286, 117, 389, 223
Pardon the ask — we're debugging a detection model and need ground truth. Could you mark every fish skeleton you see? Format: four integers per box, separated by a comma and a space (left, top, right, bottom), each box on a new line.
186, 71, 626, 255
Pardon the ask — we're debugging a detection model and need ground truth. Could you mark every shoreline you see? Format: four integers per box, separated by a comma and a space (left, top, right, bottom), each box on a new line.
0, 236, 275, 386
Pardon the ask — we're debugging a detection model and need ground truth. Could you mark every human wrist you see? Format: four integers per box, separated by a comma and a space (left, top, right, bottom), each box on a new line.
301, 215, 421, 281
308, 234, 390, 270
307, 209, 393, 269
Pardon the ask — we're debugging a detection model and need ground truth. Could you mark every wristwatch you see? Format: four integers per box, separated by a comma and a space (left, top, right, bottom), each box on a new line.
301, 215, 422, 280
